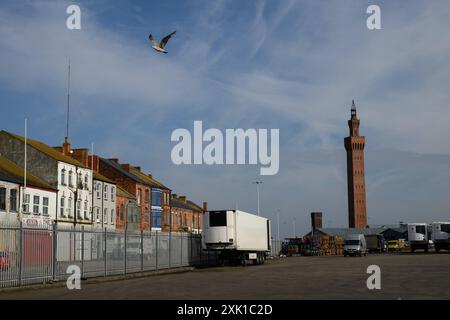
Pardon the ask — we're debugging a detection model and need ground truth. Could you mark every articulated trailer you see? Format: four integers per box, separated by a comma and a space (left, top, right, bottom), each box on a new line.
202, 210, 271, 265
432, 222, 450, 252
408, 223, 429, 253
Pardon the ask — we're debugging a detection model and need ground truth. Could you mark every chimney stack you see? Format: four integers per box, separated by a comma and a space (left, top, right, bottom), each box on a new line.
179, 196, 186, 203
109, 158, 119, 163
121, 163, 131, 172
203, 202, 208, 212
62, 137, 71, 156
311, 212, 323, 230
72, 148, 89, 167
133, 166, 141, 172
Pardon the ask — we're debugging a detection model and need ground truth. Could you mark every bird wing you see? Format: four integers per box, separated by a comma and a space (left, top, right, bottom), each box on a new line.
159, 31, 176, 49
149, 34, 158, 47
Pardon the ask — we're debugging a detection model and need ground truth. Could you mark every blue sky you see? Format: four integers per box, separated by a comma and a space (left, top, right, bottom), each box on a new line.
1, 0, 450, 236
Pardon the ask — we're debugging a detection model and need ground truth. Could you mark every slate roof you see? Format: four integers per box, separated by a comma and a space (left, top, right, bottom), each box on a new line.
1, 131, 88, 168
99, 158, 148, 185
130, 168, 170, 190
0, 155, 56, 190
93, 171, 115, 184
171, 196, 203, 211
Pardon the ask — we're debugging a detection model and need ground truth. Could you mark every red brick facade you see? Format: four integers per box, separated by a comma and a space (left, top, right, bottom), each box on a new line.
170, 194, 203, 233
344, 100, 367, 228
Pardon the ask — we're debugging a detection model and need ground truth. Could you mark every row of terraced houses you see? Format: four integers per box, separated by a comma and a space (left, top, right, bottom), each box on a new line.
0, 131, 206, 233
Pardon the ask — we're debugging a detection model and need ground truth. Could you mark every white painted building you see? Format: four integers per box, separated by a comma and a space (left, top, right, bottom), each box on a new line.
0, 155, 57, 228
92, 172, 116, 230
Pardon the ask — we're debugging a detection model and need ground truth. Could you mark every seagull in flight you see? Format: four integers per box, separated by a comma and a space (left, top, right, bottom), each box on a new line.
149, 31, 176, 54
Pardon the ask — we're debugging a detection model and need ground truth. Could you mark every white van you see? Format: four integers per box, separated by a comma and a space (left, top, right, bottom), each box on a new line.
343, 234, 367, 257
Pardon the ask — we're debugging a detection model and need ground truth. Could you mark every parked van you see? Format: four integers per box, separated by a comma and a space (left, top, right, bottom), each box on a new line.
343, 234, 367, 257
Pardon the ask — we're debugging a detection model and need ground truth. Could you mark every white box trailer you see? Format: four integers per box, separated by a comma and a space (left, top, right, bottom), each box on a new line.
431, 222, 450, 252
408, 223, 429, 252
202, 210, 271, 265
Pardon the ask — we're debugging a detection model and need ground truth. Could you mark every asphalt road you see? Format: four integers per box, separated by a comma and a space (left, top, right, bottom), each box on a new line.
1, 253, 449, 300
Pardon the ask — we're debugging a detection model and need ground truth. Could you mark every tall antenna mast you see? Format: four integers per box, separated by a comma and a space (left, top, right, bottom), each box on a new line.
66, 58, 71, 140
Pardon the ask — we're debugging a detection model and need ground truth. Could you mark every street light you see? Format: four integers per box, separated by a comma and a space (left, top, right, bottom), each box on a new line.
276, 209, 280, 241
252, 181, 263, 216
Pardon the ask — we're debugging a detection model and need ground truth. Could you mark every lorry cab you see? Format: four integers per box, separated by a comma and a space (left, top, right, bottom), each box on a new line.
408, 223, 429, 252
431, 222, 450, 252
343, 234, 367, 257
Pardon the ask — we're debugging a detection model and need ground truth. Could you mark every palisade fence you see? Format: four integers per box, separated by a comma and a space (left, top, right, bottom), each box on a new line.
0, 222, 218, 289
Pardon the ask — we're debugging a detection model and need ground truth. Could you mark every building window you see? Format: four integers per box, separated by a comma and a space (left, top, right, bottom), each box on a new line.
68, 197, 73, 217
103, 208, 107, 224
111, 209, 114, 224
33, 196, 40, 214
83, 200, 88, 219
84, 175, 89, 190
69, 171, 74, 187
151, 190, 162, 206
151, 209, 161, 228
10, 189, 18, 212
0, 187, 6, 211
111, 186, 115, 202
77, 172, 83, 189
23, 194, 30, 214
145, 190, 150, 204
60, 197, 65, 217
104, 185, 108, 200
119, 204, 124, 222
137, 189, 141, 206
96, 208, 100, 222
43, 197, 49, 216
61, 169, 66, 186
77, 200, 81, 219
96, 183, 101, 199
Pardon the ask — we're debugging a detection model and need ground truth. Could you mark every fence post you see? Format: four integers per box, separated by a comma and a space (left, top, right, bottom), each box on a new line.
155, 231, 158, 271
52, 222, 57, 281
104, 227, 107, 277
168, 231, 171, 268
140, 229, 144, 272
18, 221, 23, 287
81, 226, 85, 279
180, 233, 183, 266
124, 228, 127, 275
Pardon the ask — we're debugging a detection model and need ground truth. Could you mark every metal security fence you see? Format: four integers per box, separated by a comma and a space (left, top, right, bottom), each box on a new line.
0, 223, 216, 288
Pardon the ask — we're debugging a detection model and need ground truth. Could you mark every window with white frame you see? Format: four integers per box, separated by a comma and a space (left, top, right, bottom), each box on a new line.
61, 169, 66, 186
10, 189, 18, 212
60, 196, 65, 217
77, 200, 81, 219
84, 175, 89, 190
43, 197, 49, 216
68, 197, 72, 216
69, 171, 73, 187
33, 195, 40, 214
83, 200, 88, 219
103, 208, 107, 224
0, 187, 6, 211
96, 208, 100, 222
111, 209, 114, 224
96, 183, 101, 199
104, 185, 108, 200
111, 186, 115, 202
23, 194, 30, 214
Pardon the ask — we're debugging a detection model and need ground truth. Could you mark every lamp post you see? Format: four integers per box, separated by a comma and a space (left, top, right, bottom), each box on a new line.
252, 181, 263, 216
276, 209, 280, 241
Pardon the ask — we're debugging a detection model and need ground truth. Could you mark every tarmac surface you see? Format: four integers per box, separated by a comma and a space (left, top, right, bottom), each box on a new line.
0, 253, 449, 300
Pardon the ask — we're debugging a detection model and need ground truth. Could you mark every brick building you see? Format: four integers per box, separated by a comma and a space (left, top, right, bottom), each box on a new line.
96, 157, 152, 231
344, 100, 367, 228
116, 186, 139, 231
170, 194, 204, 233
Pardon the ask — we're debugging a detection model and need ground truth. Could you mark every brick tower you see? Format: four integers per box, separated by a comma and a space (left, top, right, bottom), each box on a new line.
344, 100, 367, 228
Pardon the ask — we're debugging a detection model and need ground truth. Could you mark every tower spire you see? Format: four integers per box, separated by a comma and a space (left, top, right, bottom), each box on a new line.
351, 99, 356, 117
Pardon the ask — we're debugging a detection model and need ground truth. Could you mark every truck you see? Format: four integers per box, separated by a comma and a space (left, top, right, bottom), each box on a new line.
365, 234, 386, 253
431, 222, 450, 252
343, 234, 367, 257
408, 223, 429, 253
202, 210, 271, 265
